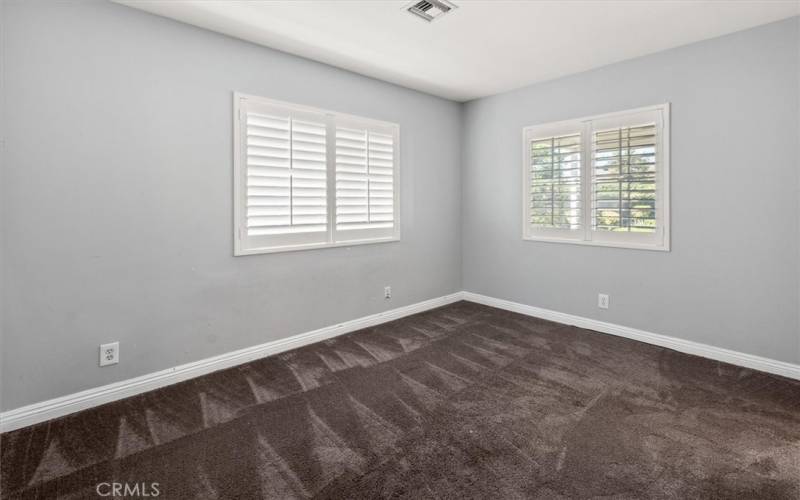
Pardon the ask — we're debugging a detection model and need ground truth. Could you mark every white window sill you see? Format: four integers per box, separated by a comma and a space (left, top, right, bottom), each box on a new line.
235, 236, 401, 256
522, 235, 670, 252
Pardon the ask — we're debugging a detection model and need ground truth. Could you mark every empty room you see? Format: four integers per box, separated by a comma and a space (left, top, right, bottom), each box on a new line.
1, 0, 799, 498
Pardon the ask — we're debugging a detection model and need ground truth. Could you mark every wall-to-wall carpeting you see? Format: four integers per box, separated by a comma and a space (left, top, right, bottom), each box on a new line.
2, 302, 799, 499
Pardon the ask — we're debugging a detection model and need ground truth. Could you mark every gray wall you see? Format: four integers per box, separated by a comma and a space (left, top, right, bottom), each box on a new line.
462, 17, 800, 364
1, 1, 462, 410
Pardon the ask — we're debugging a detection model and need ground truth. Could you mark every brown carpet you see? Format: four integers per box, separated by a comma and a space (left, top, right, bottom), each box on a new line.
2, 301, 800, 499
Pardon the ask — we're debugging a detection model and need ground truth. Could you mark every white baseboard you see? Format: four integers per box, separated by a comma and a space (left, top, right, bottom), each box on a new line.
4, 290, 798, 433
462, 291, 800, 382
0, 292, 463, 433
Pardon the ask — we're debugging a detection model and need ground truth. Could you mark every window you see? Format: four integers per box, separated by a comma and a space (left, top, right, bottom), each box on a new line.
522, 104, 669, 251
234, 94, 400, 255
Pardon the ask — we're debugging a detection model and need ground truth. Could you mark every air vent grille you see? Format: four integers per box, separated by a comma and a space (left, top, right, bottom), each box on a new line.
406, 0, 457, 22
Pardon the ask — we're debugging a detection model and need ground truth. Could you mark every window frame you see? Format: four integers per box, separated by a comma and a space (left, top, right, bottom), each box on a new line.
233, 93, 401, 256
521, 103, 670, 252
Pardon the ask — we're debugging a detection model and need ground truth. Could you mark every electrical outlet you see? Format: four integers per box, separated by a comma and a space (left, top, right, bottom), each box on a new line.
384, 286, 392, 299
598, 293, 609, 310
100, 342, 119, 366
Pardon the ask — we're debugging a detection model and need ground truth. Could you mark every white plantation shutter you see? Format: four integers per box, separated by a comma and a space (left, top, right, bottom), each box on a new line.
237, 100, 328, 251
588, 107, 666, 248
335, 124, 397, 241
523, 121, 585, 241
367, 132, 396, 227
528, 133, 582, 230
592, 123, 657, 233
522, 104, 669, 250
335, 128, 369, 228
234, 94, 400, 255
245, 114, 328, 236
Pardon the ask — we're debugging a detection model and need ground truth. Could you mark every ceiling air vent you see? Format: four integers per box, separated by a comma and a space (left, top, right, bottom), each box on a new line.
406, 0, 457, 22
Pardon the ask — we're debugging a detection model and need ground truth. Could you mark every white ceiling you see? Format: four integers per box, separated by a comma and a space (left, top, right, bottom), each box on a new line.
117, 0, 800, 102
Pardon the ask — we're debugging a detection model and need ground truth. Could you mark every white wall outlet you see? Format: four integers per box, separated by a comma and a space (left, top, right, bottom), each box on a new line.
384, 286, 392, 299
99, 342, 119, 366
598, 293, 610, 310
